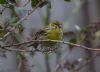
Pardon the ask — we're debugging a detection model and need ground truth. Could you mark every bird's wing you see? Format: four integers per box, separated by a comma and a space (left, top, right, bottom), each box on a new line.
32, 26, 50, 48
33, 26, 54, 39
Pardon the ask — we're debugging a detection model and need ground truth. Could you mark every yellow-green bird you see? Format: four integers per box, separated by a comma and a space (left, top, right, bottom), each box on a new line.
32, 21, 63, 49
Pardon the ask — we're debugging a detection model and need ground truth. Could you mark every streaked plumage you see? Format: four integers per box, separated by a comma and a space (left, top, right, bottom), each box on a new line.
32, 21, 63, 49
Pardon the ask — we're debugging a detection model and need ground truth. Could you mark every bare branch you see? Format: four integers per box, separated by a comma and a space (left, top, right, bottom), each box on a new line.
0, 1, 45, 40
22, 0, 31, 7
0, 44, 56, 52
0, 40, 100, 52
75, 53, 100, 72
54, 49, 100, 72
15, 1, 44, 25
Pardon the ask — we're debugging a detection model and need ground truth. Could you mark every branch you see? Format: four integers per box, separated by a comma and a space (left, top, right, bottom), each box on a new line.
22, 0, 30, 7
74, 53, 100, 72
0, 1, 45, 40
0, 44, 57, 53
0, 40, 100, 52
15, 1, 44, 25
54, 45, 100, 72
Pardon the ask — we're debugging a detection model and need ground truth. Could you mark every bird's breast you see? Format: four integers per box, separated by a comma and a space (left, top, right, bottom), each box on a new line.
47, 28, 62, 40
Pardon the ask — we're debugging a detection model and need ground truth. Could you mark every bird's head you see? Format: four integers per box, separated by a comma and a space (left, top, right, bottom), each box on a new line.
50, 21, 62, 28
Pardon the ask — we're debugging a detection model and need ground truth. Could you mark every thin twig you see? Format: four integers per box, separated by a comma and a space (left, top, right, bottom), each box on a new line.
0, 40, 100, 51
15, 1, 43, 25
54, 53, 100, 72
0, 1, 45, 40
75, 53, 100, 72
0, 44, 57, 52
22, 0, 30, 7
0, 31, 11, 41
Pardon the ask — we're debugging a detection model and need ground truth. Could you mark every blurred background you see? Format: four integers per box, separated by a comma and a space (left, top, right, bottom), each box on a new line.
0, 0, 100, 72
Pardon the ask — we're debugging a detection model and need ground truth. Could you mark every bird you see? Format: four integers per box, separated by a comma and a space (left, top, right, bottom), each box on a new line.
32, 21, 63, 50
